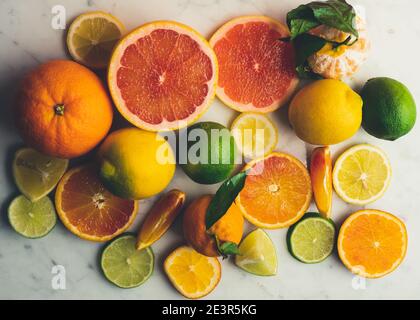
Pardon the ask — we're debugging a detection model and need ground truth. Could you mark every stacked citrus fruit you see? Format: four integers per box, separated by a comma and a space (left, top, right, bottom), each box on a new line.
5, 3, 416, 300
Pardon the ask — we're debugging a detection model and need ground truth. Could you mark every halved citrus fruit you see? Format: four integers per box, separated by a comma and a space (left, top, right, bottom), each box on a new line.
209, 16, 298, 113
108, 21, 218, 131
55, 165, 137, 242
67, 11, 125, 68
236, 152, 311, 229
338, 209, 407, 278
164, 246, 221, 299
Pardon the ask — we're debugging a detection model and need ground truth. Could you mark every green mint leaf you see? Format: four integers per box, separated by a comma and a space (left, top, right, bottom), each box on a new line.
205, 171, 247, 230
287, 4, 320, 39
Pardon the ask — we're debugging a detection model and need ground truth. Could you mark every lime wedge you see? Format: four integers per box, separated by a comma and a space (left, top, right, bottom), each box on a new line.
287, 213, 335, 263
13, 148, 68, 202
101, 234, 154, 288
8, 195, 57, 238
235, 229, 277, 276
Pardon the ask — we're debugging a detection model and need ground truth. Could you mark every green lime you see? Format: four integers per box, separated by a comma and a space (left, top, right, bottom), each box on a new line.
13, 148, 69, 201
362, 77, 416, 141
8, 195, 57, 238
287, 212, 335, 264
180, 122, 236, 184
101, 234, 154, 288
235, 229, 277, 276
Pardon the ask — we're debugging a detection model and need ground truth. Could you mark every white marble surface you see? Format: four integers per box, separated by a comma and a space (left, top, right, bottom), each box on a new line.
0, 0, 419, 300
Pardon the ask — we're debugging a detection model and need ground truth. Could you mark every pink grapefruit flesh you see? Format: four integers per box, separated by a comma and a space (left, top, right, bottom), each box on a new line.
108, 21, 218, 131
210, 16, 298, 113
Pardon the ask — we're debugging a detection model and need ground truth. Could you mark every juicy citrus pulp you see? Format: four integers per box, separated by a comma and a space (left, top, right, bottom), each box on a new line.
108, 21, 218, 131
333, 144, 391, 205
67, 11, 125, 68
136, 189, 185, 250
55, 165, 138, 242
210, 16, 298, 113
101, 234, 154, 288
338, 210, 407, 278
287, 213, 335, 264
236, 152, 312, 229
164, 246, 221, 299
235, 229, 277, 276
8, 195, 56, 238
231, 113, 278, 159
13, 148, 68, 202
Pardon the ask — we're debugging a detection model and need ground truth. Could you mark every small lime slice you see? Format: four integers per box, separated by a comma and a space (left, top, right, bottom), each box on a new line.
235, 229, 277, 276
101, 234, 154, 288
287, 212, 335, 263
13, 148, 69, 202
8, 195, 57, 238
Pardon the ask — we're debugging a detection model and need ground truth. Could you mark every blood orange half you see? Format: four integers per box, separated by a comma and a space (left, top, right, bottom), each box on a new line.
210, 16, 298, 113
108, 21, 218, 131
55, 165, 138, 242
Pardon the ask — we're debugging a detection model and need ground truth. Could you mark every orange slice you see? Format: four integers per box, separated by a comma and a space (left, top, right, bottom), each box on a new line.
55, 165, 137, 242
236, 152, 312, 229
210, 16, 298, 113
164, 246, 221, 299
108, 21, 218, 131
338, 209, 408, 278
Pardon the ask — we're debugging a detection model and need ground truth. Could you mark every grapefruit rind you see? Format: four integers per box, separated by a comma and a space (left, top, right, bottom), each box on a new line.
337, 209, 407, 279
236, 152, 312, 229
209, 16, 299, 113
55, 165, 138, 242
108, 20, 218, 132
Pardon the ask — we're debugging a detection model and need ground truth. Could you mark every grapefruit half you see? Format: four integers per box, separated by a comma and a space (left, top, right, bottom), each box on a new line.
210, 16, 298, 113
109, 21, 218, 131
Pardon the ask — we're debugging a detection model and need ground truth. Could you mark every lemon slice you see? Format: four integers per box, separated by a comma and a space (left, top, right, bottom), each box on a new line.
333, 144, 392, 205
67, 11, 125, 68
231, 113, 278, 159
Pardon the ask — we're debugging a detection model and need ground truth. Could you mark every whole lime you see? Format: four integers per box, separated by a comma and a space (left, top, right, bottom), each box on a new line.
180, 122, 236, 184
361, 77, 416, 141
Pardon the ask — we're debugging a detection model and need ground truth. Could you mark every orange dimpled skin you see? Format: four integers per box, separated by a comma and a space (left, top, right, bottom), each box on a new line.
15, 60, 113, 159
310, 147, 332, 218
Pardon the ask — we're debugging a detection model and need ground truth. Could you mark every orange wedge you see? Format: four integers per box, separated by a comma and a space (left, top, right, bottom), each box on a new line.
236, 152, 312, 229
338, 209, 407, 278
164, 246, 221, 299
310, 146, 332, 218
55, 165, 137, 242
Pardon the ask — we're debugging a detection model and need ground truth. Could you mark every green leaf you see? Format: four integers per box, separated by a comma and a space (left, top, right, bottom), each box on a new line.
213, 235, 240, 258
294, 33, 326, 66
287, 5, 320, 39
308, 0, 359, 38
296, 64, 324, 79
205, 171, 247, 230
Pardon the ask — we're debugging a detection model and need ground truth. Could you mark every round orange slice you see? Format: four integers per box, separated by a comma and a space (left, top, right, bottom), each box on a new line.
164, 246, 221, 299
338, 209, 408, 279
55, 165, 137, 242
108, 21, 218, 131
209, 16, 298, 113
236, 152, 312, 229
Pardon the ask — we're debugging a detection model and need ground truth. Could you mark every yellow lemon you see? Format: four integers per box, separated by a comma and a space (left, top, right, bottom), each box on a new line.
98, 128, 175, 199
289, 79, 362, 145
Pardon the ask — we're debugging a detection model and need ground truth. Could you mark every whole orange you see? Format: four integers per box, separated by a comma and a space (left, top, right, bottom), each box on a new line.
15, 60, 113, 159
183, 195, 244, 257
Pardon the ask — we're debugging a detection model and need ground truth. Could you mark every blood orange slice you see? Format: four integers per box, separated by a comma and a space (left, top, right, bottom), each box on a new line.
108, 21, 218, 131
55, 165, 138, 242
210, 16, 298, 113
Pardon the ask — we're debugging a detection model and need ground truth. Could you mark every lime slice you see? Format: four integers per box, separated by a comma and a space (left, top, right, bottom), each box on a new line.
287, 213, 335, 263
235, 229, 277, 276
8, 195, 57, 238
101, 234, 154, 288
13, 148, 68, 202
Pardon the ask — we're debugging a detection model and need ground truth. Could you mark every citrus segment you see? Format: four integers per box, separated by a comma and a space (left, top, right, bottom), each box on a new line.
67, 11, 125, 68
333, 144, 391, 205
108, 21, 218, 131
164, 246, 221, 299
310, 147, 332, 218
210, 16, 298, 113
236, 152, 312, 229
55, 165, 137, 242
338, 210, 407, 278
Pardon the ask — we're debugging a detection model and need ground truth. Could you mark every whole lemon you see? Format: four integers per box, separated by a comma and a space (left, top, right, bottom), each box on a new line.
289, 79, 363, 145
98, 128, 175, 199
